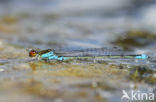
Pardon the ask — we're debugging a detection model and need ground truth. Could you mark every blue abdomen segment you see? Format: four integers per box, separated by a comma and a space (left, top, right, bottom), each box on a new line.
135, 54, 149, 59
48, 56, 69, 60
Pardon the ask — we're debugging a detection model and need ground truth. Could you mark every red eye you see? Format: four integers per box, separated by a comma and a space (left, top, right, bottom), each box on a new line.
29, 50, 37, 57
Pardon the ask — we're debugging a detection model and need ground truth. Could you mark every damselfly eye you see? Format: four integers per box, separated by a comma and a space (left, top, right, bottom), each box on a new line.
29, 50, 37, 57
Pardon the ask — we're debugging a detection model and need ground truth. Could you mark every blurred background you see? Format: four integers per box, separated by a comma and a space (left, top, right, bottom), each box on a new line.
0, 0, 156, 102
0, 0, 156, 50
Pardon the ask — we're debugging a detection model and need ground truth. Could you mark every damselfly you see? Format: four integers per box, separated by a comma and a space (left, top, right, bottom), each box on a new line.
28, 47, 149, 61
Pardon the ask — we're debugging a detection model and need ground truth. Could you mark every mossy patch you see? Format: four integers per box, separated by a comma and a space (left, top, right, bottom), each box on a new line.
112, 30, 156, 50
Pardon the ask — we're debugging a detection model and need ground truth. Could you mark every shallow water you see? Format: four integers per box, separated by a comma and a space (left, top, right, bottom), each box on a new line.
0, 0, 156, 102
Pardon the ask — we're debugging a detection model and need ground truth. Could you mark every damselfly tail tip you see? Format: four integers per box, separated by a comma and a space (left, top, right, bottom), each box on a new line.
136, 54, 149, 59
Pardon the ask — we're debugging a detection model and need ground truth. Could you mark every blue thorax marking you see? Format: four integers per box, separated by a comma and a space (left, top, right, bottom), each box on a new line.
40, 51, 69, 61
40, 51, 54, 58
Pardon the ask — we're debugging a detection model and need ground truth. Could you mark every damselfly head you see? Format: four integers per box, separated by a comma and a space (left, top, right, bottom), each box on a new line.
29, 49, 37, 57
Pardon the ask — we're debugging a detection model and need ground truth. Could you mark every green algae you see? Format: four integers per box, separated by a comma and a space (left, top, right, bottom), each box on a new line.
129, 67, 156, 84
28, 61, 127, 78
